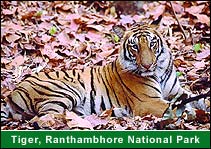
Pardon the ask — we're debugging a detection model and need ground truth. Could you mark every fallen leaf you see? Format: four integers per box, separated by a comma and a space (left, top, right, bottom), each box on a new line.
193, 60, 206, 69
57, 30, 72, 46
21, 11, 36, 20
119, 15, 134, 24
185, 5, 205, 15
23, 43, 36, 50
38, 22, 53, 31
98, 48, 116, 58
183, 123, 198, 130
2, 8, 17, 15
10, 55, 24, 67
99, 107, 114, 118
171, 2, 184, 14
30, 114, 66, 129
195, 109, 210, 123
5, 34, 21, 43
196, 49, 210, 60
195, 14, 210, 25
86, 24, 104, 32
150, 4, 165, 20
65, 111, 93, 129
41, 34, 52, 43
86, 30, 103, 42
84, 114, 108, 127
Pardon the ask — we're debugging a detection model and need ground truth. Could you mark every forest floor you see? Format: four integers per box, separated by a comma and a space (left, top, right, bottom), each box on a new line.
1, 1, 210, 130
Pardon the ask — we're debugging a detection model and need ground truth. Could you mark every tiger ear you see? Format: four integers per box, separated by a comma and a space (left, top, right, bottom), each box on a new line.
112, 25, 126, 39
150, 15, 162, 26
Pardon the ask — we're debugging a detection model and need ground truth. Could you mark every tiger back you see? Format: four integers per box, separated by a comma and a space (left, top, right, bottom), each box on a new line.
1, 24, 204, 124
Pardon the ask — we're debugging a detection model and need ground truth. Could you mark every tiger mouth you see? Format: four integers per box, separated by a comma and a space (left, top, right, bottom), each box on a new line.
136, 70, 155, 77
133, 67, 155, 77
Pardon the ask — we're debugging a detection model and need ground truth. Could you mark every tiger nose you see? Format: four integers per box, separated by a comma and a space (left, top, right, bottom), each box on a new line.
142, 64, 152, 70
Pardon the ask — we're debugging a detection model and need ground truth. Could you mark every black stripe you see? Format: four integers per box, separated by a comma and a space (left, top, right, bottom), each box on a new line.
16, 87, 36, 113
7, 95, 25, 113
30, 84, 77, 107
27, 80, 78, 108
31, 86, 66, 97
44, 100, 68, 109
38, 109, 60, 117
82, 97, 86, 104
13, 89, 33, 113
167, 76, 178, 95
150, 75, 159, 83
77, 73, 85, 89
61, 70, 74, 82
123, 40, 131, 61
72, 69, 76, 76
63, 77, 69, 81
162, 65, 173, 86
105, 65, 121, 107
59, 80, 82, 100
90, 91, 96, 114
44, 72, 54, 79
156, 48, 163, 59
98, 67, 113, 108
113, 61, 133, 112
28, 76, 81, 101
65, 94, 76, 107
143, 93, 161, 98
90, 68, 96, 96
160, 60, 173, 84
114, 61, 143, 102
100, 96, 106, 111
90, 68, 96, 114
95, 67, 101, 83
25, 80, 68, 97
1, 111, 7, 115
72, 109, 84, 116
37, 100, 69, 115
56, 71, 59, 78
142, 82, 162, 94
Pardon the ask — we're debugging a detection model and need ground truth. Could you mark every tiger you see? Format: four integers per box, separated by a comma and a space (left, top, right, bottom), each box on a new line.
1, 24, 208, 124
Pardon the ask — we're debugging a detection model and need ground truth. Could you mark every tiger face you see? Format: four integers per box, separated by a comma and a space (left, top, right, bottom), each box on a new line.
119, 25, 163, 77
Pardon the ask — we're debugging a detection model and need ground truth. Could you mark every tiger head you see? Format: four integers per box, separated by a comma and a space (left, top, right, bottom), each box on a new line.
116, 24, 164, 77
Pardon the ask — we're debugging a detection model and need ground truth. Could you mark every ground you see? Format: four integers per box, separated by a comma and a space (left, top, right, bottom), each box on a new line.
1, 1, 210, 130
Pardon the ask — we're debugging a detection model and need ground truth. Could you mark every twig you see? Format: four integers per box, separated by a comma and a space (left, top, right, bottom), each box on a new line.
172, 90, 210, 109
169, 1, 187, 40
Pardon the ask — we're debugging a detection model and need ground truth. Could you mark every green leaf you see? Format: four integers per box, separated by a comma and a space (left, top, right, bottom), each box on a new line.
110, 6, 116, 17
49, 26, 57, 36
193, 43, 201, 53
113, 34, 120, 43
35, 11, 43, 17
176, 71, 183, 77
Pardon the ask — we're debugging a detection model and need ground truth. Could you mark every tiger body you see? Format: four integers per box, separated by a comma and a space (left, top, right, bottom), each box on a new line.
2, 24, 191, 122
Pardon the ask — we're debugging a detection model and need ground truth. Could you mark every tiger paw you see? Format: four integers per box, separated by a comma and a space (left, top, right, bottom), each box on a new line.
30, 113, 66, 129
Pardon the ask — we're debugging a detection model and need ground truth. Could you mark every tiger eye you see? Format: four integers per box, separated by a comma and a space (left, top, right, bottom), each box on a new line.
132, 45, 138, 50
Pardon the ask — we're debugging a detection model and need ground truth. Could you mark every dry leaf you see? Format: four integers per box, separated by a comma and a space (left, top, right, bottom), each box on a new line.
196, 49, 210, 60
84, 114, 108, 127
99, 107, 114, 118
185, 5, 205, 15
195, 14, 210, 25
10, 55, 24, 67
65, 111, 93, 129
5, 34, 21, 43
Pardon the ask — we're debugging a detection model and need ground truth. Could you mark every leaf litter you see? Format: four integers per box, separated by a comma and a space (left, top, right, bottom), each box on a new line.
1, 1, 210, 130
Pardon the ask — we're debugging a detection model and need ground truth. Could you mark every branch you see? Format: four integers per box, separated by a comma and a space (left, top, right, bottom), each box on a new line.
172, 90, 210, 109
169, 1, 187, 40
